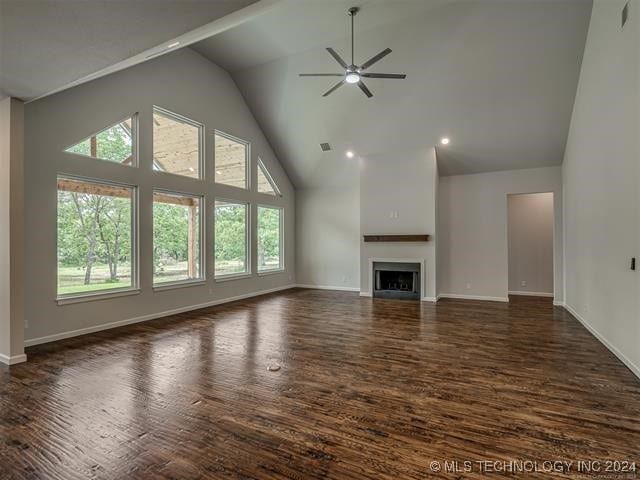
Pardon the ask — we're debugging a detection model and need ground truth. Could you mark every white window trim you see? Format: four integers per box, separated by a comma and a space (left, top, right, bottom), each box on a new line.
56, 287, 141, 305
62, 113, 139, 167
257, 204, 284, 273
215, 272, 253, 283
257, 157, 282, 197
56, 175, 139, 303
214, 198, 251, 279
152, 189, 205, 287
153, 279, 207, 292
152, 106, 205, 180
214, 130, 250, 190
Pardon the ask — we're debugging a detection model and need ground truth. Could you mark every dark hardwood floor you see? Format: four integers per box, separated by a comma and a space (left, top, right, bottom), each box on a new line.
1, 290, 639, 479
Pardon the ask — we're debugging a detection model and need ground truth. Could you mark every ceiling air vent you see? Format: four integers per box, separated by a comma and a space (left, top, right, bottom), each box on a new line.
320, 142, 332, 152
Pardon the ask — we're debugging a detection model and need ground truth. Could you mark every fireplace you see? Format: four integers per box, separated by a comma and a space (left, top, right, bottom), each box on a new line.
372, 261, 421, 300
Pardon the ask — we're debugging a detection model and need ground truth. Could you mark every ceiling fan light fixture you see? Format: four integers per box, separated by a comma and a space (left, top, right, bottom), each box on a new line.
345, 72, 360, 84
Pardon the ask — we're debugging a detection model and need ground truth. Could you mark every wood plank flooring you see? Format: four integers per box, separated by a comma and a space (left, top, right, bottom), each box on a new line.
1, 290, 639, 479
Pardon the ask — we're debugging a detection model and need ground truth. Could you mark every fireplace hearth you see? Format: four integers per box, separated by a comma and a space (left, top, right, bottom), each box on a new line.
373, 261, 420, 300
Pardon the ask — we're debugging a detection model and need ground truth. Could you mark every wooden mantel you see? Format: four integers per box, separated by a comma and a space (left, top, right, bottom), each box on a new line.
363, 234, 431, 242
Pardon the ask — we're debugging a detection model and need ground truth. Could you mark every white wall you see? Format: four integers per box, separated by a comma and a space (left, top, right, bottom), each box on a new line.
295, 186, 360, 290
23, 48, 295, 344
562, 0, 640, 376
438, 166, 562, 301
508, 193, 554, 295
360, 148, 438, 300
0, 98, 26, 364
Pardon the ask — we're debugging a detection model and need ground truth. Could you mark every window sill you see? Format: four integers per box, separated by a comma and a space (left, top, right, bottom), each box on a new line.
257, 268, 285, 277
215, 273, 252, 283
56, 288, 141, 305
153, 279, 206, 292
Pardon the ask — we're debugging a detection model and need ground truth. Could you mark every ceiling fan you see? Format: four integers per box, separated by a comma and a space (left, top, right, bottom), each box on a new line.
299, 7, 406, 98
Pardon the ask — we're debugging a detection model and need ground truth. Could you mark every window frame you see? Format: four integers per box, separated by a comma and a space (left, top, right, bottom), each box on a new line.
214, 198, 251, 280
152, 106, 204, 180
257, 204, 284, 274
55, 174, 139, 304
152, 188, 205, 289
214, 130, 250, 190
62, 114, 139, 167
257, 157, 282, 197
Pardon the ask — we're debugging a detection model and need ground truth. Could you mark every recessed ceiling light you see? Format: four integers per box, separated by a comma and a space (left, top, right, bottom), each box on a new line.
346, 150, 355, 158
440, 137, 450, 145
188, 167, 195, 172
216, 170, 222, 175
345, 72, 361, 84
167, 41, 180, 49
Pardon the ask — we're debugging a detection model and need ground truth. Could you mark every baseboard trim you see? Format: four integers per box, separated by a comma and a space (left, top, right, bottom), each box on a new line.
25, 284, 296, 348
438, 293, 510, 303
0, 353, 27, 365
553, 300, 565, 307
422, 296, 437, 303
359, 291, 372, 297
561, 303, 640, 380
508, 291, 554, 298
295, 284, 360, 292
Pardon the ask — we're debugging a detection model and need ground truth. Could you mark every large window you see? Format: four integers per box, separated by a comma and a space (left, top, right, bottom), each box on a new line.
215, 201, 249, 277
257, 206, 283, 272
152, 107, 202, 179
215, 132, 248, 189
153, 191, 202, 285
57, 177, 135, 297
65, 116, 136, 165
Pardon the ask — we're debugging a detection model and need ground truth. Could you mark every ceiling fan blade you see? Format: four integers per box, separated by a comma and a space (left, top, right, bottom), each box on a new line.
326, 48, 348, 69
360, 48, 392, 70
358, 81, 373, 98
361, 73, 406, 79
322, 80, 345, 97
299, 73, 344, 77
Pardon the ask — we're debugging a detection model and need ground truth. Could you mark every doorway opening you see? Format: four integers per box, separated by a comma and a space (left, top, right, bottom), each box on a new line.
507, 192, 554, 299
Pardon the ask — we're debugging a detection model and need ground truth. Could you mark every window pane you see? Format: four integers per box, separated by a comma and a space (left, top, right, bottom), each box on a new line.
215, 201, 248, 276
257, 206, 282, 272
57, 177, 134, 296
215, 132, 248, 189
153, 108, 201, 179
153, 192, 201, 285
65, 117, 134, 165
257, 158, 280, 196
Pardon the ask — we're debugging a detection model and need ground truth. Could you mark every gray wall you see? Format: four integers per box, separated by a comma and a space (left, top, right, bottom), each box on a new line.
507, 193, 554, 295
438, 166, 562, 301
360, 148, 438, 300
23, 48, 295, 344
562, 0, 639, 375
295, 186, 360, 290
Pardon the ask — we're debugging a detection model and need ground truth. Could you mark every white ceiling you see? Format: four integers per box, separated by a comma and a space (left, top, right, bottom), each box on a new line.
0, 0, 258, 101
193, 0, 592, 185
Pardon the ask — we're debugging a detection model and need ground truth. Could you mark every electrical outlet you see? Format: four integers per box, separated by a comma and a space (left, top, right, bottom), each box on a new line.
521, 280, 527, 287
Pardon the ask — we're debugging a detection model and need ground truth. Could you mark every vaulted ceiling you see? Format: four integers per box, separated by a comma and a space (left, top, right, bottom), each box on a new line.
0, 0, 258, 101
193, 0, 592, 185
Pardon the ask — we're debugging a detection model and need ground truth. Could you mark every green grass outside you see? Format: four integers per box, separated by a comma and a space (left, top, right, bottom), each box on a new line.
57, 257, 281, 296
